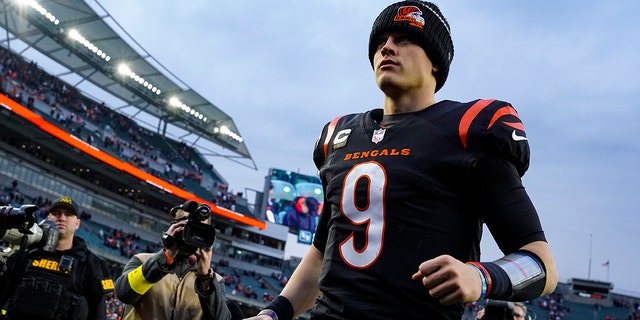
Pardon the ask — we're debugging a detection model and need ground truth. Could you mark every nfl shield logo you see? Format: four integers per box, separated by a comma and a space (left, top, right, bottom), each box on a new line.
372, 128, 386, 144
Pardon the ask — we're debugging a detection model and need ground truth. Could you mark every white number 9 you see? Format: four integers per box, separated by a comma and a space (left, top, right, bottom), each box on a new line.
339, 161, 386, 269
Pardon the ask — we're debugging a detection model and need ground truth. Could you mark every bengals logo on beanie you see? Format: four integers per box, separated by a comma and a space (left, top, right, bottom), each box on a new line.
368, 0, 454, 92
394, 5, 425, 28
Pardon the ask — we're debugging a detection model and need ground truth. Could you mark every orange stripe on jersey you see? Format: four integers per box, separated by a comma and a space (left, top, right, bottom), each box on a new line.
488, 106, 523, 130
323, 116, 343, 160
459, 99, 494, 148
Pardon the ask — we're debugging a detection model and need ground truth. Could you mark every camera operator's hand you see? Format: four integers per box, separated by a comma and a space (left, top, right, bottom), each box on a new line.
194, 245, 214, 293
0, 204, 37, 231
195, 245, 213, 276
162, 220, 187, 259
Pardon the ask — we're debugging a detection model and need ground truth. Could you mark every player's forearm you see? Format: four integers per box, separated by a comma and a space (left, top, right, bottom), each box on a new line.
280, 245, 323, 315
519, 240, 558, 295
464, 241, 557, 302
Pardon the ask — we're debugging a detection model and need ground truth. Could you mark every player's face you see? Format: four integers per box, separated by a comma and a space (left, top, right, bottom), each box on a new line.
373, 32, 436, 96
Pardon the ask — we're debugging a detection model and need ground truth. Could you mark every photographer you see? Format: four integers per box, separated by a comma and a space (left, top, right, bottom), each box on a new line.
115, 200, 240, 320
0, 197, 114, 320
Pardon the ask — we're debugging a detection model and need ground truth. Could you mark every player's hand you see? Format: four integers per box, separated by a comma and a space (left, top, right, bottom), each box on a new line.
411, 254, 482, 305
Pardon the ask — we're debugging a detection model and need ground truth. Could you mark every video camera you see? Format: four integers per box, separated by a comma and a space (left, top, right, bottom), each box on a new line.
481, 300, 533, 320
0, 205, 59, 258
482, 300, 515, 320
166, 200, 216, 257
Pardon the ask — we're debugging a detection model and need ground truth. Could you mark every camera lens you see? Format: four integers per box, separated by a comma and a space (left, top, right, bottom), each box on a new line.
193, 204, 210, 221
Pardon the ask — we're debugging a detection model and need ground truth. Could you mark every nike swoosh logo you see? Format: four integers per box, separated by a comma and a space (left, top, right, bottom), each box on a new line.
512, 130, 528, 141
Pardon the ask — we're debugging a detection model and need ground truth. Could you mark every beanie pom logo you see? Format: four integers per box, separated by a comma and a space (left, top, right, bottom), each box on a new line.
394, 6, 425, 29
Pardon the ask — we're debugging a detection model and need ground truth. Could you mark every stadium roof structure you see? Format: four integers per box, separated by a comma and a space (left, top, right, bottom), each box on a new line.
0, 0, 256, 170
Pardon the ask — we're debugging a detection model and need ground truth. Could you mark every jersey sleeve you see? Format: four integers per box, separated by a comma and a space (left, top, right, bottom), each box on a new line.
461, 99, 544, 253
311, 118, 337, 253
312, 197, 331, 253
468, 156, 547, 254
461, 99, 530, 176
312, 115, 344, 170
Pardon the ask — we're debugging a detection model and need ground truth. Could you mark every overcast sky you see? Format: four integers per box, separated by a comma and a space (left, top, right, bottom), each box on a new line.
81, 1, 640, 294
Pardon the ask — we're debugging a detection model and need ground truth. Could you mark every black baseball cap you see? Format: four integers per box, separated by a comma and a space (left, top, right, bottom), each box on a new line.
50, 196, 79, 216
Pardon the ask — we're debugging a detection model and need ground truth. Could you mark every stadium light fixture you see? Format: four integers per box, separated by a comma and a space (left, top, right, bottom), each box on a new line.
16, 0, 244, 147
19, 1, 111, 64
68, 29, 111, 62
15, 0, 59, 25
117, 63, 161, 95
169, 96, 209, 123
17, 1, 110, 64
213, 125, 244, 144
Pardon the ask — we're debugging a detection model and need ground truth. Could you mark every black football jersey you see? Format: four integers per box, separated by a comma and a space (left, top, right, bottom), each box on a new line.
310, 99, 544, 319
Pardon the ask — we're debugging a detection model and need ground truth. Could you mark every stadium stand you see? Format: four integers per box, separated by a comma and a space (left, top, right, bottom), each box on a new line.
0, 43, 288, 319
0, 1, 290, 317
0, 43, 251, 218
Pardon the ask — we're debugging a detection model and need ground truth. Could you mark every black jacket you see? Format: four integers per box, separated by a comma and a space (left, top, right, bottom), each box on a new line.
0, 236, 114, 320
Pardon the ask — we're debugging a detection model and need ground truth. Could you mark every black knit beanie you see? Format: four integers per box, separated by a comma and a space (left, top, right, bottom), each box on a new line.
368, 1, 454, 92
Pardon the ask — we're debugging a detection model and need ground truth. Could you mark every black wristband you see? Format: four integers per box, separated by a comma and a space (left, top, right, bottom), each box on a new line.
482, 250, 546, 301
482, 262, 511, 299
197, 268, 214, 281
264, 295, 294, 320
